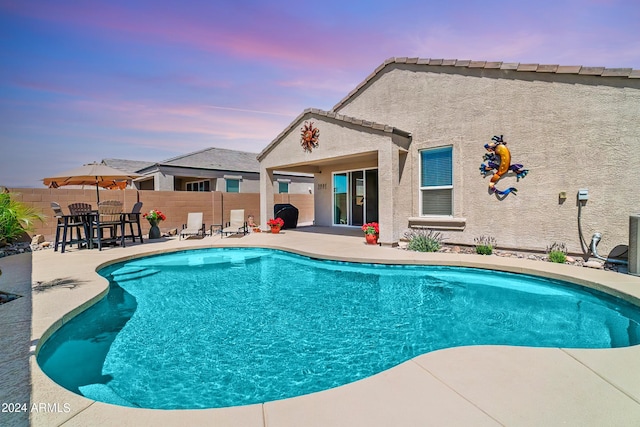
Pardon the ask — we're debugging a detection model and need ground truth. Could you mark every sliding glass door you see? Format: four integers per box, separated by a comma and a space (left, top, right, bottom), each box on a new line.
333, 169, 378, 226
333, 173, 348, 225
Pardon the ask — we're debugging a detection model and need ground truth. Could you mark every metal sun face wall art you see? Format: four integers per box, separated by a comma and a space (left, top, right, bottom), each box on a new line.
479, 135, 529, 196
301, 121, 320, 152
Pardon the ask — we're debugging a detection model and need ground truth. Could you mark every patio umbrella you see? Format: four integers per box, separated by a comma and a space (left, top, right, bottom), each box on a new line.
43, 163, 141, 203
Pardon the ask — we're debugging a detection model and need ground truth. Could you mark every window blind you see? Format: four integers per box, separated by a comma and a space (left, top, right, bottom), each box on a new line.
421, 189, 452, 216
421, 146, 452, 187
226, 179, 240, 193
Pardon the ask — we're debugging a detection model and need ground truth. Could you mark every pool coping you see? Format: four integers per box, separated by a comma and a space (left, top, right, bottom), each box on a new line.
21, 229, 640, 426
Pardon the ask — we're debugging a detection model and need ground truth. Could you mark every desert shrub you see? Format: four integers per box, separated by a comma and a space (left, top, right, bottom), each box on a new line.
404, 229, 443, 253
0, 191, 45, 244
474, 235, 496, 255
546, 242, 567, 263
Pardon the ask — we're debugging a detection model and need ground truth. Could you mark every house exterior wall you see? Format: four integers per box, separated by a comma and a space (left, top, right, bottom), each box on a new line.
259, 115, 408, 244
177, 178, 217, 192
238, 177, 260, 193
214, 179, 226, 192
136, 178, 154, 190
276, 176, 315, 195
335, 64, 640, 254
156, 171, 311, 195
154, 172, 174, 191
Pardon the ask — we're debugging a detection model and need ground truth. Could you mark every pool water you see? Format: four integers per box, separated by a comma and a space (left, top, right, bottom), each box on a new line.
38, 248, 640, 409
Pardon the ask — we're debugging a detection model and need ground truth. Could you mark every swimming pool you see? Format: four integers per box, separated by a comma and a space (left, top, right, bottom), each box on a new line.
37, 247, 640, 409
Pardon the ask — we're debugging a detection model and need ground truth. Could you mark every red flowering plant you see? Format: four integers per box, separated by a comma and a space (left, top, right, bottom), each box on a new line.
267, 217, 284, 229
143, 209, 166, 223
361, 222, 379, 235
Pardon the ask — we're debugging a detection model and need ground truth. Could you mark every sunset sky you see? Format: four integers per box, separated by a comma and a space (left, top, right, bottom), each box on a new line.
1, 0, 639, 187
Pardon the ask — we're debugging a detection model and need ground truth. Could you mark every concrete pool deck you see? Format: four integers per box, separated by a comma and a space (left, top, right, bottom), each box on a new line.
3, 227, 640, 426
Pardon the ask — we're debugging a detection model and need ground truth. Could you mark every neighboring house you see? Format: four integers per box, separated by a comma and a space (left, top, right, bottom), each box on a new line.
102, 158, 155, 177
104, 147, 313, 194
258, 57, 640, 253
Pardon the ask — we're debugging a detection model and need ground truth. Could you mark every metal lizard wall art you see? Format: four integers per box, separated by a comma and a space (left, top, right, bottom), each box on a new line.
479, 135, 529, 195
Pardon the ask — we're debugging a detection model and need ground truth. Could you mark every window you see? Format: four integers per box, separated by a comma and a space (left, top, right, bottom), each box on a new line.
226, 178, 240, 193
186, 180, 210, 192
278, 181, 289, 194
420, 146, 452, 216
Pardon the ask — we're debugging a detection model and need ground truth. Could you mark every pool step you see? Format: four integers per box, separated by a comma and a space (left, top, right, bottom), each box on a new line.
111, 267, 160, 282
126, 251, 267, 268
229, 258, 246, 268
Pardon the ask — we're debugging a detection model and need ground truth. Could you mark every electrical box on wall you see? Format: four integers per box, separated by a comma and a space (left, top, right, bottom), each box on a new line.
578, 189, 589, 201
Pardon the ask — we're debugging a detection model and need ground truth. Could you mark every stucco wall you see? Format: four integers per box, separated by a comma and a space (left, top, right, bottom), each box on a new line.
335, 64, 640, 254
286, 180, 313, 195
154, 172, 174, 191
260, 118, 391, 170
259, 114, 409, 243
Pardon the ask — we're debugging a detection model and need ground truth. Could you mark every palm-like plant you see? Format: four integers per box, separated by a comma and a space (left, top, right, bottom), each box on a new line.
0, 191, 45, 245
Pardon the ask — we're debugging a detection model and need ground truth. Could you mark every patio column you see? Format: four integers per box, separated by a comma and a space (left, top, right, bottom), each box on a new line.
377, 145, 400, 246
260, 166, 275, 228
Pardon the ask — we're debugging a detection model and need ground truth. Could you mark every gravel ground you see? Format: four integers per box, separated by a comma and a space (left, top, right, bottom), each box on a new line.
397, 242, 627, 273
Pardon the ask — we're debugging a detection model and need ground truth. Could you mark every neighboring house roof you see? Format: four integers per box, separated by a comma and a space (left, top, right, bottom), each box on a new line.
102, 158, 156, 174
103, 147, 262, 176
332, 57, 640, 111
158, 147, 260, 173
258, 108, 411, 161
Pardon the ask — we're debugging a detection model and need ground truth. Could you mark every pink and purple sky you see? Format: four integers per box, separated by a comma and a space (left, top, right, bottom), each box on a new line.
1, 0, 639, 188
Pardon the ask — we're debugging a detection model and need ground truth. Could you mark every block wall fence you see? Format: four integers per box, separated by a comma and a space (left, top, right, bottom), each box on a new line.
8, 188, 314, 242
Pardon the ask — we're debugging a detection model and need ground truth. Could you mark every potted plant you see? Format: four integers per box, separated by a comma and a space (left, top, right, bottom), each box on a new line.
361, 222, 379, 245
143, 209, 166, 239
267, 217, 284, 234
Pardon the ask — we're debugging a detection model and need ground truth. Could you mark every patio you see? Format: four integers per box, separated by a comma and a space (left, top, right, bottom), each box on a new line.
3, 228, 640, 426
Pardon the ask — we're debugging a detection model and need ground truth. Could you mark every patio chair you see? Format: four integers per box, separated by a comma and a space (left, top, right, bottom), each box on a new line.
90, 200, 124, 250
221, 209, 248, 237
121, 202, 144, 245
51, 202, 86, 253
67, 202, 95, 251
68, 202, 93, 216
180, 212, 206, 240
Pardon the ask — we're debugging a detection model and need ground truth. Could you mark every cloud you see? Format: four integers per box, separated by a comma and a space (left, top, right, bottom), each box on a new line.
1, 1, 381, 70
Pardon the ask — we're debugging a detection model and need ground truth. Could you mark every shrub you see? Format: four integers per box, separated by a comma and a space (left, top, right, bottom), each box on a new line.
546, 242, 567, 263
0, 191, 45, 244
474, 235, 496, 255
404, 229, 443, 252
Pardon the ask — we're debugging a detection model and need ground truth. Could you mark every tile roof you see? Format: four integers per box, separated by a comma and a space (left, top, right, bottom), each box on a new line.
333, 57, 640, 111
102, 158, 156, 174
159, 147, 260, 173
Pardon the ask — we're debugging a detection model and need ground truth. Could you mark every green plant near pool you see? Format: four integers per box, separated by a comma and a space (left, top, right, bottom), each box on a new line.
474, 235, 496, 255
547, 242, 568, 263
404, 229, 443, 252
0, 191, 45, 245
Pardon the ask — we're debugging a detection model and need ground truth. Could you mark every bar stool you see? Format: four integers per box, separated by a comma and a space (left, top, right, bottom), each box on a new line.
51, 202, 86, 253
67, 202, 94, 249
90, 200, 124, 250
121, 202, 144, 246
